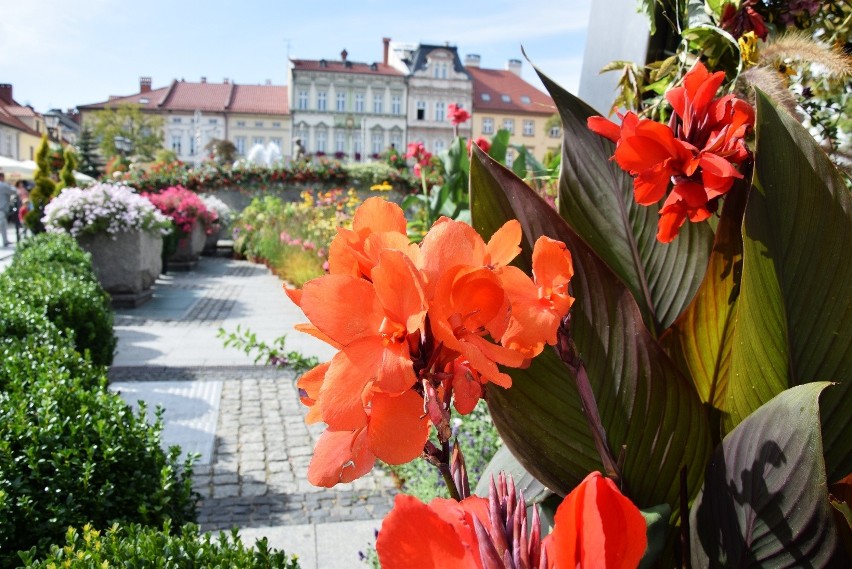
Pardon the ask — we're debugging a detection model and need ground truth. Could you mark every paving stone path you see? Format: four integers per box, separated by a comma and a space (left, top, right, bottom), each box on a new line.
107, 257, 395, 566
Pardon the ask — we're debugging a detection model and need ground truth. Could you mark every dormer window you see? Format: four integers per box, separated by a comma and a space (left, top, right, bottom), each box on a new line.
320, 59, 328, 67
520, 95, 531, 104
501, 94, 511, 103
139, 97, 149, 104
481, 93, 491, 101
370, 63, 378, 71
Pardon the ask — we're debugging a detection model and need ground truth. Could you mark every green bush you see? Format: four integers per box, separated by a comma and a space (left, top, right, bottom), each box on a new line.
0, 295, 66, 349
2, 265, 116, 367
11, 233, 96, 281
0, 367, 197, 567
19, 522, 301, 568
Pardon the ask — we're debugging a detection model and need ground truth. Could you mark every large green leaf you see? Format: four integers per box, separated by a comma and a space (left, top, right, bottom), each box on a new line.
661, 185, 747, 413
535, 66, 714, 334
469, 145, 712, 513
727, 91, 852, 427
690, 382, 846, 567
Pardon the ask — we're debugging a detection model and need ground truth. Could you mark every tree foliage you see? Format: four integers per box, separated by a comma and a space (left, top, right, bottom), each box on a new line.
74, 126, 102, 178
87, 103, 164, 161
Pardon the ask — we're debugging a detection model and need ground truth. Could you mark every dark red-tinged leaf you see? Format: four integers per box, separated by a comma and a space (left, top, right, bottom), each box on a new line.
726, 91, 852, 480
469, 145, 712, 514
534, 65, 714, 334
690, 382, 846, 567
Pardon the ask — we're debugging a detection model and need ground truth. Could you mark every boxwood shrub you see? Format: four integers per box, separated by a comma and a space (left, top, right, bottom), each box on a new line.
20, 522, 301, 568
0, 363, 197, 566
2, 239, 116, 366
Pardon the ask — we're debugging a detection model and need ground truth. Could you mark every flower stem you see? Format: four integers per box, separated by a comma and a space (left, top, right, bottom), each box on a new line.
420, 169, 431, 228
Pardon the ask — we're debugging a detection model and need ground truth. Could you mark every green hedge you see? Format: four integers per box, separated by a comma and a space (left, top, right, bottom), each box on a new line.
19, 522, 300, 568
2, 234, 116, 366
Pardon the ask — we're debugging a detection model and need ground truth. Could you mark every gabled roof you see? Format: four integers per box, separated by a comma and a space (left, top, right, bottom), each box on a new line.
408, 44, 469, 77
78, 80, 289, 115
0, 104, 40, 136
467, 68, 554, 116
291, 59, 403, 77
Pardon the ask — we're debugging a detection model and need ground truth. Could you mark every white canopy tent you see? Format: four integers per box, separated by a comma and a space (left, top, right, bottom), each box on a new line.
0, 156, 95, 184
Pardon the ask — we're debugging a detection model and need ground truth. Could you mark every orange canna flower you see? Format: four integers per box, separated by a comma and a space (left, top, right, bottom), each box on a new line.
545, 472, 647, 569
376, 494, 489, 569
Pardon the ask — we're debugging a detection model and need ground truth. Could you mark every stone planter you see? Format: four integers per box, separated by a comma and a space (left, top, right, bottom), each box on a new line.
202, 227, 224, 255
168, 222, 206, 270
77, 230, 163, 308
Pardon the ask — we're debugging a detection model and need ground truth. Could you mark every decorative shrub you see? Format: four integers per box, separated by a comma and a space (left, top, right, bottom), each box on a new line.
0, 363, 197, 567
19, 522, 300, 568
42, 182, 172, 237
3, 236, 116, 366
143, 185, 218, 234
199, 193, 235, 229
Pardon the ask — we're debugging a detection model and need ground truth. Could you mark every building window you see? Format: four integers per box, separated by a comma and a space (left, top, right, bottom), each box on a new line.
317, 91, 327, 111
354, 136, 362, 156
316, 130, 327, 153
189, 137, 196, 156
523, 120, 534, 136
391, 94, 401, 115
255, 121, 264, 128
294, 125, 309, 149
355, 93, 365, 113
208, 118, 218, 125
390, 131, 402, 150
373, 94, 383, 114
505, 149, 514, 168
371, 131, 384, 155
549, 125, 561, 138
501, 94, 511, 103
434, 139, 445, 153
235, 136, 246, 155
521, 96, 531, 104
172, 117, 182, 124
482, 118, 494, 135
272, 121, 281, 128
416, 100, 426, 121
270, 137, 282, 149
336, 92, 346, 112
481, 93, 491, 102
236, 120, 246, 127
171, 134, 182, 154
253, 137, 264, 147
435, 101, 446, 122
297, 90, 308, 110
433, 60, 448, 79
335, 131, 345, 153
503, 118, 515, 134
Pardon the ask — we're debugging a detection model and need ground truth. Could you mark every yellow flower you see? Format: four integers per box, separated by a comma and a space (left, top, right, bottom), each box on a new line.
738, 31, 759, 67
370, 181, 393, 192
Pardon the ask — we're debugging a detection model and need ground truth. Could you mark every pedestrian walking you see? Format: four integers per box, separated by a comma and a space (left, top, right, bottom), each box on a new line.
0, 172, 19, 247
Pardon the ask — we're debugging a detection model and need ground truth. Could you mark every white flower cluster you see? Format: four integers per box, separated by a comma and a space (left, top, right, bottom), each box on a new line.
43, 183, 172, 238
199, 194, 235, 228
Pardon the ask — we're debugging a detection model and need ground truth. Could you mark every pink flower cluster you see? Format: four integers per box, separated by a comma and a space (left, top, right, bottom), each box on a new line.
279, 231, 327, 260
405, 142, 432, 177
144, 185, 218, 234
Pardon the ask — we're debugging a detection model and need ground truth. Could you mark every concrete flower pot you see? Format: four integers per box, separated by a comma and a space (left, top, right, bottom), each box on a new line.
77, 229, 163, 307
168, 222, 206, 269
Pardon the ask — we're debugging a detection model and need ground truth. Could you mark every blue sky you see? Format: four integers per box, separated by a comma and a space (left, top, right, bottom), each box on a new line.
0, 0, 590, 113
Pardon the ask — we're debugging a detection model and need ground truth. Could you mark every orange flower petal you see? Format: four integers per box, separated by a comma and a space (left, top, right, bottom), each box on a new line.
484, 219, 522, 269
420, 218, 486, 286
532, 236, 574, 294
376, 494, 482, 569
297, 362, 329, 406
372, 249, 427, 336
451, 359, 484, 415
367, 389, 430, 465
294, 323, 342, 350
300, 275, 383, 345
284, 285, 303, 307
353, 196, 408, 235
307, 428, 376, 487
320, 336, 387, 430
548, 472, 647, 569
327, 228, 362, 277
587, 116, 622, 143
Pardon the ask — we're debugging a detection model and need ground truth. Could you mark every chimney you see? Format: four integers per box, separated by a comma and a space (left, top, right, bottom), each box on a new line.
464, 54, 480, 68
139, 76, 152, 93
341, 48, 348, 62
0, 84, 12, 105
265, 79, 272, 85
224, 77, 229, 84
383, 37, 390, 65
201, 76, 207, 83
507, 59, 522, 76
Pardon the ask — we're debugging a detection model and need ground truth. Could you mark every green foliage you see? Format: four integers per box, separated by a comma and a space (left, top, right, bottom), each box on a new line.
74, 126, 102, 179
57, 146, 78, 191
218, 325, 320, 373
343, 160, 414, 189
205, 138, 237, 165
20, 522, 300, 568
25, 135, 57, 233
154, 147, 180, 164
87, 102, 164, 161
5, 234, 116, 366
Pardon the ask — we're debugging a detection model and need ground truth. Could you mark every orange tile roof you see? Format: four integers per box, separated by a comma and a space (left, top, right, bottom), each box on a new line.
0, 104, 40, 136
292, 59, 403, 77
5, 105, 37, 118
467, 68, 555, 116
79, 80, 289, 115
